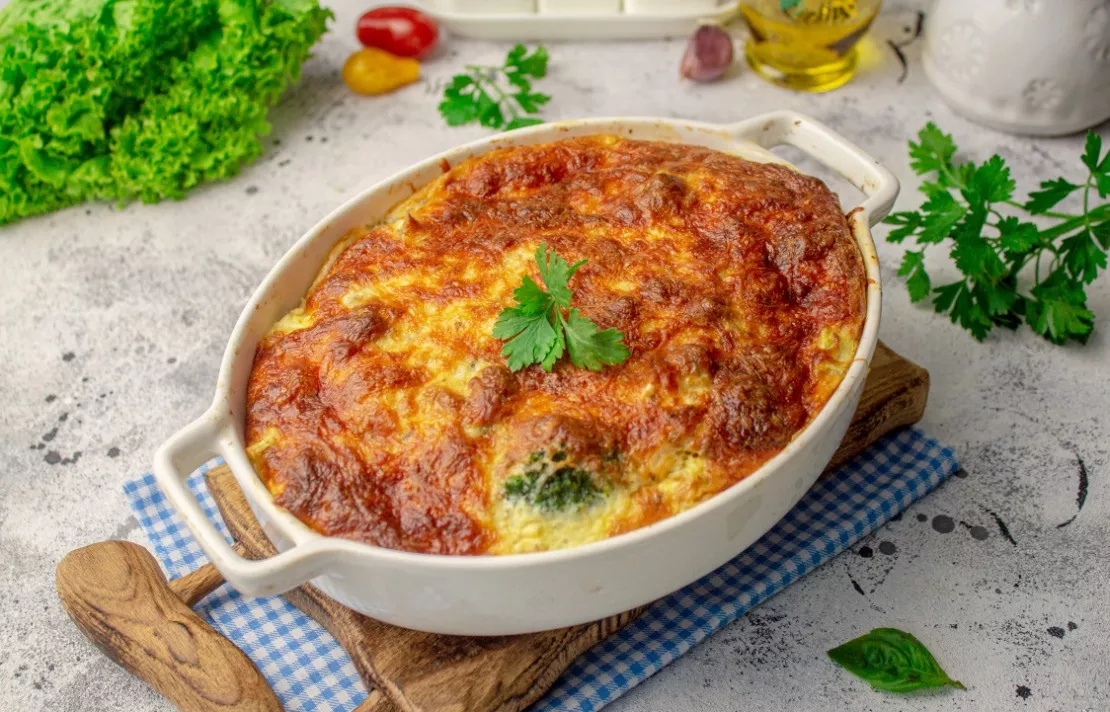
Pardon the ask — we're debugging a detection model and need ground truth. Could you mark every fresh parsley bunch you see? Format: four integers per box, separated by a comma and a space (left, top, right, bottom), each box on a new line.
493, 244, 630, 372
887, 124, 1110, 344
438, 44, 551, 132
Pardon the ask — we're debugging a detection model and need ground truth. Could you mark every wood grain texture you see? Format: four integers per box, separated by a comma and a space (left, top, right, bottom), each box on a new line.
204, 340, 929, 712
56, 541, 282, 712
826, 342, 929, 471
169, 544, 246, 607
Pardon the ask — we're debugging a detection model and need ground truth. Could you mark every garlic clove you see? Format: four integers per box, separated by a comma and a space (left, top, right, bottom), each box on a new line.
680, 24, 735, 82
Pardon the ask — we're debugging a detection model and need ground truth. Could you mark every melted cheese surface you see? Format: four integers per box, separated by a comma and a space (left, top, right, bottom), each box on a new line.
245, 136, 866, 555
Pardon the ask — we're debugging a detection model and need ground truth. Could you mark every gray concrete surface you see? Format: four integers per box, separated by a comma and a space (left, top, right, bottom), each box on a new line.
1, 1, 1107, 710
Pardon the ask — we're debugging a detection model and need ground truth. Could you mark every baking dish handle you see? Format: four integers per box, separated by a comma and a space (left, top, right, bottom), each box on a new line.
152, 413, 335, 597
725, 111, 900, 226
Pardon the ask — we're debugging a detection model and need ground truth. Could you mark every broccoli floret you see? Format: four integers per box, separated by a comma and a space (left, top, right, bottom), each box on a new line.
503, 472, 538, 500
503, 450, 610, 512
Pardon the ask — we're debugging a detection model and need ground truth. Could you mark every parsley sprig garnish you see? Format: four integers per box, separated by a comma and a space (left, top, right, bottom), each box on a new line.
887, 124, 1110, 344
493, 244, 630, 372
438, 44, 550, 132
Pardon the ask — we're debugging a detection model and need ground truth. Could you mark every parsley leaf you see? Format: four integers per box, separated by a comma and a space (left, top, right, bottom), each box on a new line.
491, 305, 560, 372
1061, 231, 1108, 284
885, 123, 1110, 345
1024, 178, 1079, 214
933, 279, 993, 341
540, 326, 565, 371
897, 250, 931, 302
493, 244, 630, 372
828, 628, 965, 693
511, 275, 553, 315
535, 243, 585, 308
908, 123, 957, 176
966, 155, 1015, 206
503, 116, 544, 131
506, 44, 549, 78
975, 278, 1020, 319
917, 192, 966, 244
561, 308, 630, 371
996, 217, 1040, 255
1093, 221, 1110, 250
885, 211, 922, 244
438, 44, 551, 132
1081, 132, 1103, 175
950, 229, 1005, 283
439, 75, 479, 126
1027, 269, 1096, 345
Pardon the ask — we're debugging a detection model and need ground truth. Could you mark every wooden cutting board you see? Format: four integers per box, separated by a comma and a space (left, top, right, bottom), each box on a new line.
203, 341, 928, 712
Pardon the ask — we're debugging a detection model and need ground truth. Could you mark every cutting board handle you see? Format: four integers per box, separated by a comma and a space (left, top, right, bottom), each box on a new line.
56, 540, 281, 712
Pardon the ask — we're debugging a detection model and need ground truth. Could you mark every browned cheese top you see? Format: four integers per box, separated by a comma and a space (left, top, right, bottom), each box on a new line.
246, 135, 866, 556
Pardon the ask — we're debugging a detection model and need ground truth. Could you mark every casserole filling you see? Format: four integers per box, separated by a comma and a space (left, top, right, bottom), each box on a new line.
245, 135, 866, 555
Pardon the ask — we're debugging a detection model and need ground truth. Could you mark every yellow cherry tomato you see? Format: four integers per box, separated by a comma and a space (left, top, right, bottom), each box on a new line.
342, 47, 420, 96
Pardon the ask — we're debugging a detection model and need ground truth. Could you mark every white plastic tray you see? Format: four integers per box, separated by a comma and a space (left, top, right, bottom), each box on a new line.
414, 0, 738, 41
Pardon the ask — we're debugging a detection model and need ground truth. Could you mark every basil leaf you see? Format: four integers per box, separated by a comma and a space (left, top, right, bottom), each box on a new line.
827, 628, 966, 693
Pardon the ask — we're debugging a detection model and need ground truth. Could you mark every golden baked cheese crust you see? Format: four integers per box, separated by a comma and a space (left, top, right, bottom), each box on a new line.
245, 135, 866, 555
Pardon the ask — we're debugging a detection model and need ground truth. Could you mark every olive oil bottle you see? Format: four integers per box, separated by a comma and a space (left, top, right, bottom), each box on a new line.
739, 0, 882, 92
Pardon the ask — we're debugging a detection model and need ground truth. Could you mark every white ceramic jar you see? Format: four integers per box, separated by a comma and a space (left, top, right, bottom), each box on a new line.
923, 0, 1110, 136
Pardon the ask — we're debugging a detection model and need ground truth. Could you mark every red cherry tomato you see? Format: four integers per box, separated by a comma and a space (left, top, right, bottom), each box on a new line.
356, 7, 439, 59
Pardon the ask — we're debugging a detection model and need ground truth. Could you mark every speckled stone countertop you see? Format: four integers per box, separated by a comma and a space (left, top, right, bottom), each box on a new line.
1, 1, 1107, 710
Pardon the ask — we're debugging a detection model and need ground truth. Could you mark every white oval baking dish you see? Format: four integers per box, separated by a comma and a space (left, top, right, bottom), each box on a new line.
154, 111, 898, 636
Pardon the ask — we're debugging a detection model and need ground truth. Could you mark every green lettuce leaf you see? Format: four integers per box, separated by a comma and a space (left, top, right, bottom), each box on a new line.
0, 0, 331, 224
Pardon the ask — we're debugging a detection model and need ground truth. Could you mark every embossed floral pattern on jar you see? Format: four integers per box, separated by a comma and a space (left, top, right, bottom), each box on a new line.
933, 21, 985, 84
1023, 79, 1066, 112
924, 0, 1110, 135
1085, 4, 1110, 63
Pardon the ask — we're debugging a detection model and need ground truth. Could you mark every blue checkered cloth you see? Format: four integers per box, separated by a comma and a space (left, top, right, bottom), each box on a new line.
124, 426, 957, 711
